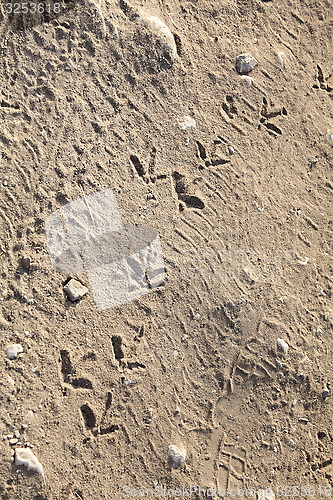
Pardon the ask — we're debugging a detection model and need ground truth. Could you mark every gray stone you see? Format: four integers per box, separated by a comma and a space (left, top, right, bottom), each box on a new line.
21, 256, 31, 270
5, 344, 23, 360
235, 53, 258, 74
322, 387, 330, 399
168, 445, 187, 468
64, 279, 88, 302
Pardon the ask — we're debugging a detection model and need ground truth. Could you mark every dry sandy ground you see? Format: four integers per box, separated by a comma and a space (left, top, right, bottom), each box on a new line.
0, 0, 332, 499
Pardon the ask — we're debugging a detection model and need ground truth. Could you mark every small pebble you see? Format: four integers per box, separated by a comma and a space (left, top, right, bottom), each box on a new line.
21, 256, 31, 270
9, 438, 19, 445
140, 14, 177, 62
228, 146, 235, 155
15, 448, 44, 479
322, 387, 330, 399
277, 338, 289, 354
5, 344, 23, 360
298, 418, 309, 424
178, 116, 196, 130
288, 438, 295, 448
326, 129, 333, 143
22, 410, 34, 426
235, 53, 258, 74
168, 445, 187, 468
63, 278, 88, 302
242, 267, 256, 284
297, 257, 309, 266
240, 75, 253, 86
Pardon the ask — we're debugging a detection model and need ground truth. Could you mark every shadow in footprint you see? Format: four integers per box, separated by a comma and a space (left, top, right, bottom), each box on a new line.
81, 404, 96, 429
172, 171, 205, 209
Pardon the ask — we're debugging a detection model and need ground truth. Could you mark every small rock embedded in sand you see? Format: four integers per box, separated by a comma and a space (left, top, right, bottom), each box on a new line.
5, 344, 23, 360
178, 116, 196, 130
276, 51, 285, 70
240, 75, 253, 86
322, 387, 330, 399
326, 129, 333, 143
21, 256, 31, 270
7, 375, 15, 388
168, 445, 187, 468
140, 13, 177, 62
235, 53, 258, 74
64, 279, 88, 302
288, 438, 296, 448
277, 338, 289, 354
15, 447, 44, 478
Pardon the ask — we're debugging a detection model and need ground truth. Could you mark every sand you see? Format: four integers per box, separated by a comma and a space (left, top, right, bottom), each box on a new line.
0, 0, 332, 498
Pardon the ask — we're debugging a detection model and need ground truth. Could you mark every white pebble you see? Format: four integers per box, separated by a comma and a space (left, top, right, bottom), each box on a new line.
288, 438, 295, 448
5, 344, 23, 360
140, 13, 177, 62
15, 448, 44, 479
168, 445, 187, 468
178, 115, 196, 130
277, 51, 285, 70
325, 129, 333, 143
297, 257, 309, 266
240, 75, 253, 86
277, 338, 289, 354
63, 279, 88, 302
